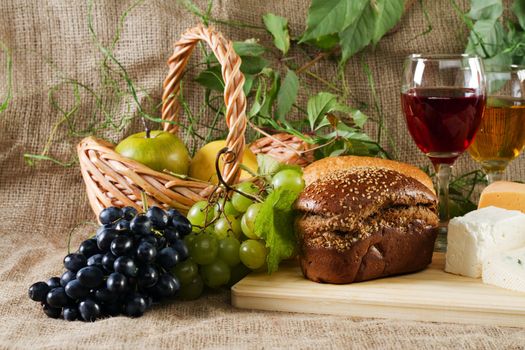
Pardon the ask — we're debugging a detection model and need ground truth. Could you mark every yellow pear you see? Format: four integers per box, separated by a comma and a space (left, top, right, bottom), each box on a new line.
189, 140, 258, 184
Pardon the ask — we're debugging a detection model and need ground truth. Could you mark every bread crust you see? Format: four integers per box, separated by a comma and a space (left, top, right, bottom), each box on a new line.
303, 156, 435, 193
295, 167, 439, 284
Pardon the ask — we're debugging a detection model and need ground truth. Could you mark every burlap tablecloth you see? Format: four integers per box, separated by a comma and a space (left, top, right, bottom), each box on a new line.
1, 0, 524, 349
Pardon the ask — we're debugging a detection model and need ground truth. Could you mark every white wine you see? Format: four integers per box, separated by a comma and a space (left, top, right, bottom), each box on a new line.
468, 96, 525, 172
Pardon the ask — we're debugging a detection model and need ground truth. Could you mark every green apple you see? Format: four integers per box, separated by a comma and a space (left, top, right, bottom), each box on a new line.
115, 130, 191, 175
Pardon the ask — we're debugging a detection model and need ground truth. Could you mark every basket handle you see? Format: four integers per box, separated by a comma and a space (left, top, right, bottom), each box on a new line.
161, 25, 247, 186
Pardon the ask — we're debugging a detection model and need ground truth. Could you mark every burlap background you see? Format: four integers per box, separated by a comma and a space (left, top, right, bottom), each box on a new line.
1, 0, 524, 349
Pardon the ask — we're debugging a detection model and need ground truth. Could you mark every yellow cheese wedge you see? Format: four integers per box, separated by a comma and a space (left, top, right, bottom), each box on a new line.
478, 181, 525, 214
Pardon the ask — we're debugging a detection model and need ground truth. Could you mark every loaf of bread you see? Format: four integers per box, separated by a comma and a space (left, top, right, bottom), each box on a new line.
303, 155, 435, 193
295, 166, 439, 284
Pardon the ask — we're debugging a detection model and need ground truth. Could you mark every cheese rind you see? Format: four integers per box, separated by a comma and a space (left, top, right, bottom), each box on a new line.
445, 206, 525, 278
482, 247, 525, 293
478, 181, 525, 214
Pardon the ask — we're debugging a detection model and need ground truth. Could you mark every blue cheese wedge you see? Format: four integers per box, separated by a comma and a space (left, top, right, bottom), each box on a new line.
445, 206, 525, 278
483, 247, 525, 292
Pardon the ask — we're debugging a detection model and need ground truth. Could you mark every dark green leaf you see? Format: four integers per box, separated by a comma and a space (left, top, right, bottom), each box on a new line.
240, 56, 269, 75
512, 0, 525, 30
305, 33, 340, 50
300, 0, 368, 42
194, 65, 224, 92
243, 74, 254, 96
254, 187, 299, 274
263, 13, 290, 55
371, 0, 405, 44
233, 40, 266, 57
307, 92, 353, 131
259, 70, 280, 118
275, 70, 299, 121
468, 0, 503, 21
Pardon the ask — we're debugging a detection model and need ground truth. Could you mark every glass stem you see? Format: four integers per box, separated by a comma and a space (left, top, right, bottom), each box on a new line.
486, 170, 504, 184
434, 163, 452, 223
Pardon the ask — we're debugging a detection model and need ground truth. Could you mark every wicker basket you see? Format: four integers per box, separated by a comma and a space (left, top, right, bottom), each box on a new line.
78, 25, 310, 217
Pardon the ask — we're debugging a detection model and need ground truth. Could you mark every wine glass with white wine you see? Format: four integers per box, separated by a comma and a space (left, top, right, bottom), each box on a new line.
468, 65, 525, 183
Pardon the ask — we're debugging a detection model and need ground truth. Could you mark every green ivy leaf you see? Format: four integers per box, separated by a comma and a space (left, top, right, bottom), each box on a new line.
194, 65, 224, 92
300, 0, 368, 42
468, 0, 503, 21
240, 56, 269, 75
512, 0, 525, 31
254, 187, 299, 274
275, 70, 299, 121
340, 0, 404, 63
263, 13, 290, 55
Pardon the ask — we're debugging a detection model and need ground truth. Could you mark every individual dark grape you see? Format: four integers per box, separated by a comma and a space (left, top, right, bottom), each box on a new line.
137, 265, 159, 288
46, 277, 61, 289
130, 215, 152, 235
96, 228, 118, 252
156, 274, 180, 298
136, 242, 157, 263
144, 295, 154, 308
63, 253, 87, 272
101, 252, 117, 272
163, 227, 180, 243
110, 236, 134, 256
76, 266, 104, 289
79, 239, 100, 258
28, 282, 50, 302
63, 307, 78, 321
156, 235, 167, 250
87, 253, 104, 269
171, 215, 192, 236
171, 239, 189, 261
60, 270, 76, 287
42, 303, 61, 319
122, 206, 138, 221
140, 235, 157, 246
115, 219, 131, 232
113, 256, 138, 277
99, 207, 123, 225
46, 287, 69, 308
64, 279, 90, 300
166, 208, 182, 223
124, 293, 147, 317
94, 288, 118, 303
146, 206, 168, 229
178, 275, 204, 301
107, 272, 128, 294
78, 299, 101, 322
157, 247, 179, 269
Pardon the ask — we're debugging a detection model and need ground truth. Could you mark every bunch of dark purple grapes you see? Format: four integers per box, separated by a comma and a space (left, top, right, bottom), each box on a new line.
28, 206, 192, 321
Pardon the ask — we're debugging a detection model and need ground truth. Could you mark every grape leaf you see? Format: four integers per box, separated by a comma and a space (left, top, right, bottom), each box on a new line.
275, 69, 299, 121
340, 0, 404, 63
300, 0, 368, 42
263, 13, 290, 55
512, 0, 525, 31
468, 0, 503, 21
254, 187, 299, 274
307, 92, 353, 131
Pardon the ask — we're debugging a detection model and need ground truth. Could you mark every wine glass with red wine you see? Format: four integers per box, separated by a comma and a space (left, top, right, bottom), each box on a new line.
401, 54, 486, 223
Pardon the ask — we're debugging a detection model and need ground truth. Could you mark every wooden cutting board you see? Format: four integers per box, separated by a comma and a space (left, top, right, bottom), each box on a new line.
231, 253, 525, 327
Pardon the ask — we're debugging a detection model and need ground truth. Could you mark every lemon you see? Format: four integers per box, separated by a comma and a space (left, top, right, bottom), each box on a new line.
189, 140, 258, 184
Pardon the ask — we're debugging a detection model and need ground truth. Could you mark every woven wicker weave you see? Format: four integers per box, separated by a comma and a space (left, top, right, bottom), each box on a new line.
78, 25, 247, 216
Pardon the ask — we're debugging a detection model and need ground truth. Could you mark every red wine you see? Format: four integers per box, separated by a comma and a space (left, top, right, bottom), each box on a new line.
401, 87, 485, 164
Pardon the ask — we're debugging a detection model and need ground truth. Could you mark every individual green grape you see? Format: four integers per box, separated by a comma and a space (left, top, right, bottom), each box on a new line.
214, 198, 241, 217
178, 275, 204, 300
271, 169, 305, 194
239, 239, 267, 270
191, 234, 218, 265
184, 234, 197, 253
200, 259, 231, 288
218, 236, 241, 267
187, 201, 214, 227
231, 182, 259, 213
227, 263, 251, 287
171, 259, 199, 285
214, 215, 242, 239
240, 203, 262, 239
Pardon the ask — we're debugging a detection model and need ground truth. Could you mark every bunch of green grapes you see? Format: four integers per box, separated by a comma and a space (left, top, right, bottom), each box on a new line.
177, 169, 304, 298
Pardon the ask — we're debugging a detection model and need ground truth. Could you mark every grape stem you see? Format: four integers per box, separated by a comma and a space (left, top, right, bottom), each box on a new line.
215, 147, 262, 203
